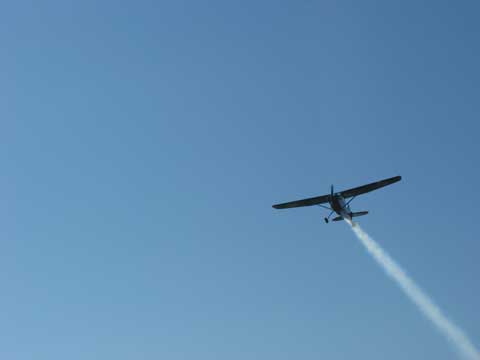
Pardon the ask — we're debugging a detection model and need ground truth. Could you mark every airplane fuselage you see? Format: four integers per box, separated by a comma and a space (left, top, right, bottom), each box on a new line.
330, 193, 352, 219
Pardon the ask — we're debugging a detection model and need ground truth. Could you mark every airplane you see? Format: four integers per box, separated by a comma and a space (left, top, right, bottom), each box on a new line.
272, 176, 401, 223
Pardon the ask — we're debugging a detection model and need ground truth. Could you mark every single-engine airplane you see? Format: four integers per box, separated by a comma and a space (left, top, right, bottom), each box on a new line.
272, 176, 401, 223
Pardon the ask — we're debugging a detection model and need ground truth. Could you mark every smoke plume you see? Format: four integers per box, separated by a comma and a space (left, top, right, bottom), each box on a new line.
346, 220, 479, 360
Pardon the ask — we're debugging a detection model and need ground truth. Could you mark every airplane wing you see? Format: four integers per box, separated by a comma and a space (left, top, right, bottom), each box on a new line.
272, 194, 330, 209
340, 176, 401, 198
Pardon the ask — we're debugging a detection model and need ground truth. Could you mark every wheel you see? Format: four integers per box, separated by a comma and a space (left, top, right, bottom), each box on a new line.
324, 218, 329, 223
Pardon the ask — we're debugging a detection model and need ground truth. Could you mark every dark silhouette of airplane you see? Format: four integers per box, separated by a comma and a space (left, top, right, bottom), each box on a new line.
272, 176, 401, 223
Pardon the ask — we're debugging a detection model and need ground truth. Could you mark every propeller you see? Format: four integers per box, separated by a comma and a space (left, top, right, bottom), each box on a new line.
325, 185, 335, 223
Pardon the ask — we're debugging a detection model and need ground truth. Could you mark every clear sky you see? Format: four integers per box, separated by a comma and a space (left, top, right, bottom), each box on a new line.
2, 1, 479, 359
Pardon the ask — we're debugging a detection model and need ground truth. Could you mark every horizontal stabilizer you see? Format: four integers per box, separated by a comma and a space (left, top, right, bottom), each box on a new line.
332, 211, 368, 222
351, 211, 368, 218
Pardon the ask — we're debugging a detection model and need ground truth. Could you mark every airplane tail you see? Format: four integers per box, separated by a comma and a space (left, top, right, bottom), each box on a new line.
351, 211, 368, 218
332, 211, 368, 222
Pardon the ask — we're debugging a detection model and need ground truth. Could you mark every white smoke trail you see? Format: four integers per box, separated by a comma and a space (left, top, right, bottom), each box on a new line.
346, 220, 480, 360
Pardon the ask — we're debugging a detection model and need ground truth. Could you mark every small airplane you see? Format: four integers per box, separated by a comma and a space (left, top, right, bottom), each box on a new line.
272, 176, 401, 223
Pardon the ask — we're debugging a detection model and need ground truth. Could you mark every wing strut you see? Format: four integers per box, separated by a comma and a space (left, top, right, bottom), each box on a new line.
317, 204, 332, 210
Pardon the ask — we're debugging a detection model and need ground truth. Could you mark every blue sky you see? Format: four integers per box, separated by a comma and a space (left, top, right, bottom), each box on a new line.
2, 1, 479, 359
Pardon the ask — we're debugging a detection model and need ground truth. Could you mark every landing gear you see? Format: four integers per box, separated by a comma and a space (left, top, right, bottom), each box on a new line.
317, 205, 334, 224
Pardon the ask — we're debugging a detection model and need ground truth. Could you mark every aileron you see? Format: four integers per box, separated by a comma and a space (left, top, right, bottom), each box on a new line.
340, 176, 401, 198
272, 194, 330, 209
